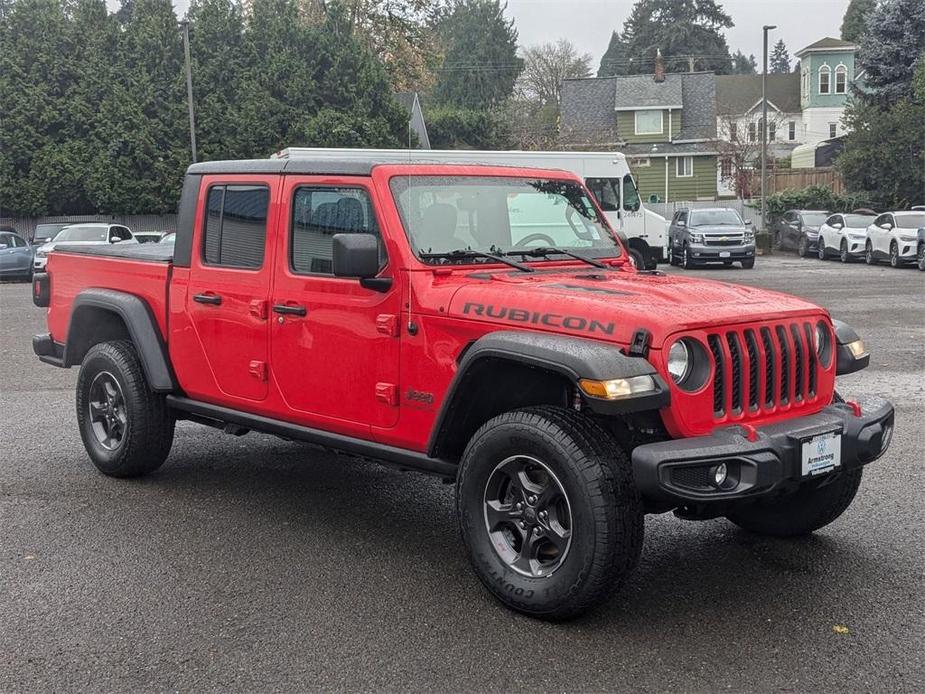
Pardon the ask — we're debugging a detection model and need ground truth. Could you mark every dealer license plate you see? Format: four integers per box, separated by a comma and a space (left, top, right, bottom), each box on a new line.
801, 431, 842, 477
719, 251, 731, 258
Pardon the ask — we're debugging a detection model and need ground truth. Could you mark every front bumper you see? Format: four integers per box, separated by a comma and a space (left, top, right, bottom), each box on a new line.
33, 255, 47, 271
843, 237, 867, 256
632, 397, 894, 505
688, 242, 755, 261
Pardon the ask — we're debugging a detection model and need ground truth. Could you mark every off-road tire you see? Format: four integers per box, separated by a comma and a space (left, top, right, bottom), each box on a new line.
726, 468, 863, 538
76, 340, 174, 477
741, 258, 755, 269
865, 241, 876, 265
840, 239, 850, 263
798, 235, 810, 258
456, 406, 643, 620
918, 242, 925, 272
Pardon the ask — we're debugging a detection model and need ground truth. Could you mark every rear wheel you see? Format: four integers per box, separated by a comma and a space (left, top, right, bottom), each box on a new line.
840, 239, 850, 263
865, 241, 876, 265
76, 340, 174, 477
727, 469, 863, 537
457, 406, 643, 620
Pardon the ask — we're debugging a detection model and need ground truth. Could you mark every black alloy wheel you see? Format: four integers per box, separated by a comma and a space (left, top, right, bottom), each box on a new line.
483, 455, 572, 578
87, 371, 127, 450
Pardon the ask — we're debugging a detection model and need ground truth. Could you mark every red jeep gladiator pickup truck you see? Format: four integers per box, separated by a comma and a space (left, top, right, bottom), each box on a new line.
32, 157, 893, 619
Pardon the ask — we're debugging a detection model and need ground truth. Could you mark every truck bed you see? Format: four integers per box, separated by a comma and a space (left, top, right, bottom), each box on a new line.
54, 243, 174, 263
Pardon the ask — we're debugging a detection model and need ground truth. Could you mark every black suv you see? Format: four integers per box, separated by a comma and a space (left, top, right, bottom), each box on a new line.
773, 210, 830, 256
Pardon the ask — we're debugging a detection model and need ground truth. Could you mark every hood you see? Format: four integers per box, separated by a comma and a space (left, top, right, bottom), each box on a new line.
445, 267, 824, 346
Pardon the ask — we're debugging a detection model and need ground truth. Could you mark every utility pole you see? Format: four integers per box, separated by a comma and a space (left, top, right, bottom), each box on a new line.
761, 25, 776, 240
180, 19, 197, 164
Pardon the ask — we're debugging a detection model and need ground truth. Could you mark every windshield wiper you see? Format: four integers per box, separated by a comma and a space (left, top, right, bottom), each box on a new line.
505, 246, 607, 269
419, 249, 534, 272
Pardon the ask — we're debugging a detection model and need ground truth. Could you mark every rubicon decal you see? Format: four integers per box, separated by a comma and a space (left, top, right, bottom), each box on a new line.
462, 302, 615, 336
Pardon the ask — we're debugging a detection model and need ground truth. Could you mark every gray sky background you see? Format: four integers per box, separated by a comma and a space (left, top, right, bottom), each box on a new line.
110, 0, 852, 71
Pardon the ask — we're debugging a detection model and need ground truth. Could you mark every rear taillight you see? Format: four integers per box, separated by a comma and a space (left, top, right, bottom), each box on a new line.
32, 272, 50, 308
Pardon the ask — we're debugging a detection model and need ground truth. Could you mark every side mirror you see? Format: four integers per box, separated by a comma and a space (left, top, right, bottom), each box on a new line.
332, 233, 391, 291
880, 223, 893, 230
677, 220, 686, 227
744, 220, 753, 226
109, 234, 119, 244
833, 223, 843, 229
0, 243, 8, 250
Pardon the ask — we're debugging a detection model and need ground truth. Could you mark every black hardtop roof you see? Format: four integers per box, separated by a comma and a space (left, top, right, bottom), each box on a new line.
185, 158, 574, 177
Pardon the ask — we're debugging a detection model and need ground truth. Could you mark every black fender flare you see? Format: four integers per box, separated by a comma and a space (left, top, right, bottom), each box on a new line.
65, 288, 177, 392
427, 330, 669, 458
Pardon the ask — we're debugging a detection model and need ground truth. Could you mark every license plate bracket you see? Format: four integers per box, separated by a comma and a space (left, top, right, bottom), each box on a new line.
719, 251, 731, 258
801, 429, 843, 477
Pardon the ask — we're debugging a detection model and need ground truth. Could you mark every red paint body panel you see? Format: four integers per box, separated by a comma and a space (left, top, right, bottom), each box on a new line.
41, 163, 838, 453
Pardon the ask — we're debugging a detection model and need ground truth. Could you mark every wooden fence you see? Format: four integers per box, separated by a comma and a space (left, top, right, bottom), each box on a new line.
764, 168, 845, 195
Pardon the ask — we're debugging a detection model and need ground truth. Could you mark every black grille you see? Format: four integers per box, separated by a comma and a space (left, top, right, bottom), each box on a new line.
726, 332, 743, 413
745, 329, 760, 411
670, 466, 713, 490
705, 237, 743, 246
708, 335, 725, 415
776, 326, 790, 404
705, 321, 819, 421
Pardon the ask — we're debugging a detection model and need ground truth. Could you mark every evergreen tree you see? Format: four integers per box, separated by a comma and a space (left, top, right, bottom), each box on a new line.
769, 39, 790, 74
431, 0, 522, 109
597, 31, 628, 77
855, 0, 925, 104
730, 50, 757, 75
840, 0, 876, 43
618, 0, 733, 75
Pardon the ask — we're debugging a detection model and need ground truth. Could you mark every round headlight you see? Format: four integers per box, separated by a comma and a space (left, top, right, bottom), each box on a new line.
667, 341, 691, 383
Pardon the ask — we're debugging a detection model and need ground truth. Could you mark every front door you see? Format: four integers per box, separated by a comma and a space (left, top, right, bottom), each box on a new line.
186, 179, 276, 402
269, 177, 401, 434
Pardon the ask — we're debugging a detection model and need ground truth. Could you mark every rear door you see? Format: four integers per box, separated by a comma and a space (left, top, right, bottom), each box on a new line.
186, 178, 276, 402
269, 176, 401, 434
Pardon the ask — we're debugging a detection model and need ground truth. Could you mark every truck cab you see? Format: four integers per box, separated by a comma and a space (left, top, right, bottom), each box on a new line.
33, 157, 893, 620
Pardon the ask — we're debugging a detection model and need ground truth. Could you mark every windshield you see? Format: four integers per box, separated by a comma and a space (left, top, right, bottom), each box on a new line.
689, 209, 743, 226
52, 225, 109, 242
33, 223, 66, 239
843, 214, 875, 227
896, 213, 925, 228
801, 212, 828, 226
390, 176, 621, 263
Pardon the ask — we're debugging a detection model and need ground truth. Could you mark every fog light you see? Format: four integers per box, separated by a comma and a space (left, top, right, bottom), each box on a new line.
712, 463, 728, 487
881, 423, 893, 453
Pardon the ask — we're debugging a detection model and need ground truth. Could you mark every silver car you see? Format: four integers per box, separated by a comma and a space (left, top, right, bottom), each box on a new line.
33, 223, 136, 271
668, 207, 756, 269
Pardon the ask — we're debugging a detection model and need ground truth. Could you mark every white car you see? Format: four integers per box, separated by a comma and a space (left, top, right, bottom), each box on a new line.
33, 223, 136, 271
817, 212, 876, 262
865, 211, 925, 268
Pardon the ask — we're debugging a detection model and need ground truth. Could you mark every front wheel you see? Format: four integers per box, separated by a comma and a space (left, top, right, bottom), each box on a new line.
682, 244, 696, 269
840, 240, 850, 263
456, 406, 643, 620
726, 468, 862, 537
76, 340, 174, 477
918, 242, 925, 271
817, 238, 827, 260
741, 257, 755, 269
798, 235, 810, 258
628, 248, 645, 271
889, 242, 900, 268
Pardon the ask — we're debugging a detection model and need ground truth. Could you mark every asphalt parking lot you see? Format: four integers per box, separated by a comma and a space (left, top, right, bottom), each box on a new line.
1, 255, 923, 692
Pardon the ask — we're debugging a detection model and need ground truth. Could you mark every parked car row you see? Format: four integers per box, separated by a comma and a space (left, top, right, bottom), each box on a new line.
0, 223, 177, 281
773, 209, 925, 270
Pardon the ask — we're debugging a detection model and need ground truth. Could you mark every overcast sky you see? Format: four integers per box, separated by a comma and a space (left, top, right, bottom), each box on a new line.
112, 0, 851, 70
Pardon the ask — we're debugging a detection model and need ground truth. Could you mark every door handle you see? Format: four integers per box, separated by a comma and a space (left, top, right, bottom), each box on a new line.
193, 293, 222, 305
272, 304, 307, 317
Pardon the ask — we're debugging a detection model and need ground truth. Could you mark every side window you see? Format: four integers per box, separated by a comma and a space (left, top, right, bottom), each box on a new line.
678, 210, 688, 224
10, 235, 25, 247
202, 184, 269, 269
111, 226, 131, 241
584, 178, 619, 212
291, 187, 381, 275
622, 174, 640, 212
